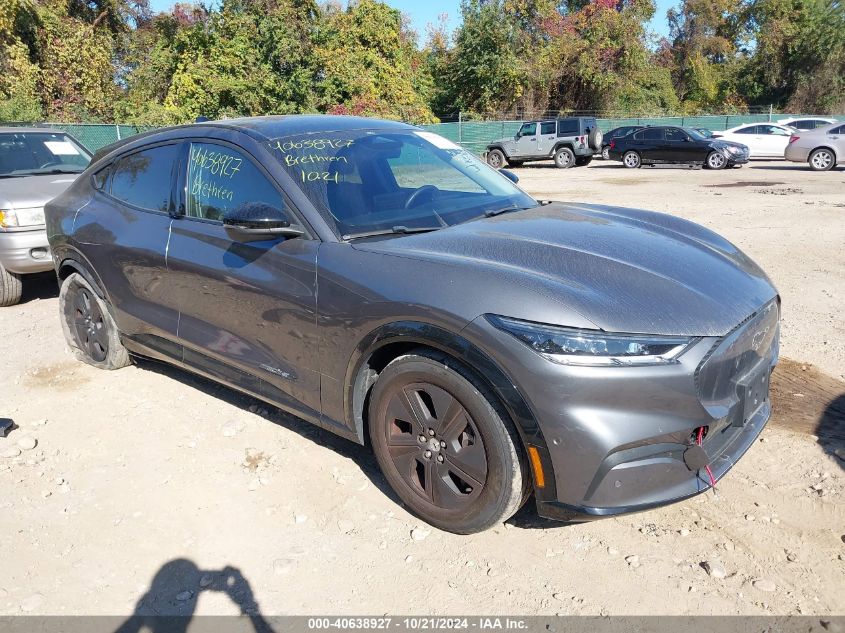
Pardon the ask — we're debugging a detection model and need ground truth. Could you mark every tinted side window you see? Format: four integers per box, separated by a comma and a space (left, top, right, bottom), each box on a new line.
110, 144, 179, 212
830, 125, 845, 134
641, 128, 663, 141
665, 128, 687, 141
735, 126, 758, 135
558, 119, 579, 135
540, 121, 556, 135
187, 142, 286, 223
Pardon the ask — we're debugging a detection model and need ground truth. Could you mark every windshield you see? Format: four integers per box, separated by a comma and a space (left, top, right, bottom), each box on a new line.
269, 129, 537, 238
0, 132, 91, 178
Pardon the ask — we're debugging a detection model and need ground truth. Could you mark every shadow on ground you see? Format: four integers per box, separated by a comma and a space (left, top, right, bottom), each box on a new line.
19, 271, 58, 304
114, 558, 275, 633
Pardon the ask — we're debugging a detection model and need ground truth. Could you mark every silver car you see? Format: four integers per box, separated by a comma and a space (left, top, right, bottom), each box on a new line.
0, 128, 92, 305
784, 121, 845, 171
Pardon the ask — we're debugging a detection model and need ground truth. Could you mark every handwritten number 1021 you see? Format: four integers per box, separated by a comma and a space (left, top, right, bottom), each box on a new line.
301, 170, 340, 184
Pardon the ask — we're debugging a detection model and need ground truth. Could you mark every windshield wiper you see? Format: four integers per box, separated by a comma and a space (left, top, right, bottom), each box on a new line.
483, 204, 535, 218
342, 225, 442, 241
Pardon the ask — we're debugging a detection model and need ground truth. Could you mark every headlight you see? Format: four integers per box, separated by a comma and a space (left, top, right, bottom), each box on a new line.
0, 207, 45, 229
488, 315, 697, 366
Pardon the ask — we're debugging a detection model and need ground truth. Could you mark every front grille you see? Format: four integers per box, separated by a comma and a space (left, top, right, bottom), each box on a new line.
695, 300, 779, 423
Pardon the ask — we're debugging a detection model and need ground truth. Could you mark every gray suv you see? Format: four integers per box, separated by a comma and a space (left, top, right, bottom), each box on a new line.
486, 117, 603, 169
0, 128, 91, 305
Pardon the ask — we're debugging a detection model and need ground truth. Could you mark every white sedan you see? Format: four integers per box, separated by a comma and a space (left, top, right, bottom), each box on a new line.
712, 123, 795, 158
777, 116, 838, 131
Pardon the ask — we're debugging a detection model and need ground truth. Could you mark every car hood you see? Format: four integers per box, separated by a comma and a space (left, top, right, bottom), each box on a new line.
714, 139, 747, 151
0, 173, 81, 209
353, 203, 777, 336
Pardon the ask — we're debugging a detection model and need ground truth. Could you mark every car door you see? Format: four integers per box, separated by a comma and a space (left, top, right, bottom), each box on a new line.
536, 121, 558, 156
757, 125, 792, 157
71, 142, 181, 344
661, 127, 697, 162
165, 138, 322, 422
636, 127, 664, 161
730, 125, 764, 156
828, 125, 845, 161
513, 122, 538, 158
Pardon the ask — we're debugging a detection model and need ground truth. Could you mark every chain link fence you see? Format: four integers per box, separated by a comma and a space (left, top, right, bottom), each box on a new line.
1, 113, 833, 155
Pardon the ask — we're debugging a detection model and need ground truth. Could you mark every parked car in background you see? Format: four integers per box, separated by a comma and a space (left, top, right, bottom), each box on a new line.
486, 117, 603, 169
46, 116, 779, 534
0, 128, 91, 306
776, 117, 838, 131
599, 125, 645, 159
784, 121, 845, 171
608, 126, 749, 169
712, 123, 794, 158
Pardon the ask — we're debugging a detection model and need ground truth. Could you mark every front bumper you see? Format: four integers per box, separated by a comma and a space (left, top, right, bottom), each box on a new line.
0, 227, 53, 274
463, 300, 779, 521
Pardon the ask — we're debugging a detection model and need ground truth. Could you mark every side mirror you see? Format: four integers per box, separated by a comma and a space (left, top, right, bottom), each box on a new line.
223, 202, 303, 242
499, 169, 519, 184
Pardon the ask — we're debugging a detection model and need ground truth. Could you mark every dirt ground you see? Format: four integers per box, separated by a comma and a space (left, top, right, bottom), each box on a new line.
1, 159, 843, 618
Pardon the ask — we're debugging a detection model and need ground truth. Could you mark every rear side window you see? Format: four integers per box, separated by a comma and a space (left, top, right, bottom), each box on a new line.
735, 126, 758, 135
110, 144, 179, 212
636, 128, 662, 141
186, 142, 287, 223
540, 121, 556, 135
557, 119, 579, 136
830, 125, 845, 134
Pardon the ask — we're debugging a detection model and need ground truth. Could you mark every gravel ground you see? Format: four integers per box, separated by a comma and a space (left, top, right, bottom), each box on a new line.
0, 159, 843, 617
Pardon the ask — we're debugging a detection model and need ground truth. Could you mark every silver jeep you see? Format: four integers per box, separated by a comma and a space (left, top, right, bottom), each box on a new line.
486, 117, 603, 169
0, 128, 91, 306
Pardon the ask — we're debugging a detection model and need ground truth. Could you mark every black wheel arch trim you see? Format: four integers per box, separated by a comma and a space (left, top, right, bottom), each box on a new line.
54, 248, 110, 301
344, 320, 558, 501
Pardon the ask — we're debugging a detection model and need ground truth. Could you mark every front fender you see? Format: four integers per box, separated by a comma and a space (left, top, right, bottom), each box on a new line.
344, 320, 558, 501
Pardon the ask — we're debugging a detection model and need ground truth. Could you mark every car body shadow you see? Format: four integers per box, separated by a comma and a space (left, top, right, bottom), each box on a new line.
19, 271, 59, 304
818, 393, 845, 473
113, 558, 275, 633
132, 357, 403, 507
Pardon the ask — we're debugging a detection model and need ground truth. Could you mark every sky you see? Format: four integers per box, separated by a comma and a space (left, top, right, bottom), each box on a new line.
147, 0, 677, 40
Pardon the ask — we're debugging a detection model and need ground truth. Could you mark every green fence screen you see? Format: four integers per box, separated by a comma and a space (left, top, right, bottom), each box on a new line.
0, 114, 823, 154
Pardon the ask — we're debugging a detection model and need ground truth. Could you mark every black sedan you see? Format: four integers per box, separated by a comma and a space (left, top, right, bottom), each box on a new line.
608, 126, 749, 169
599, 125, 645, 160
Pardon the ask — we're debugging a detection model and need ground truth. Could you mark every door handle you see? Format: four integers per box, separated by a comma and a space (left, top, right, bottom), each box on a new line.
530, 138, 537, 141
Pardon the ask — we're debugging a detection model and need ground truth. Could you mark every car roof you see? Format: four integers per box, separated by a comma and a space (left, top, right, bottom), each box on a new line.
777, 117, 835, 123
90, 115, 418, 164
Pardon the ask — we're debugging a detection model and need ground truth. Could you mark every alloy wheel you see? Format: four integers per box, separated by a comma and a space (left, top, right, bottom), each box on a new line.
810, 150, 834, 171
72, 287, 109, 362
382, 381, 487, 510
707, 152, 727, 169
623, 152, 640, 168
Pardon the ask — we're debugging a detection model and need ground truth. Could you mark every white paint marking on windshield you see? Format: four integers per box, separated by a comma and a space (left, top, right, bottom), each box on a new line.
43, 141, 80, 155
414, 131, 461, 150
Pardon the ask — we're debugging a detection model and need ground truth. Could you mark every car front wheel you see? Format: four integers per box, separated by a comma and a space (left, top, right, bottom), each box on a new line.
0, 264, 22, 307
622, 151, 641, 168
59, 272, 131, 370
809, 148, 835, 171
368, 350, 529, 534
706, 151, 727, 170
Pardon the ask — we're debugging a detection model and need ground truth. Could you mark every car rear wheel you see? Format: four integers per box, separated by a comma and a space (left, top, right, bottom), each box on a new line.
706, 151, 727, 170
59, 273, 131, 370
0, 264, 22, 307
622, 151, 641, 168
809, 148, 835, 171
368, 350, 529, 534
601, 147, 610, 160
486, 149, 506, 169
554, 147, 575, 169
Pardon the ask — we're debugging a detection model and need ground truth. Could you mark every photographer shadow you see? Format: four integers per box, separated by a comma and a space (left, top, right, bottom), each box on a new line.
115, 559, 275, 633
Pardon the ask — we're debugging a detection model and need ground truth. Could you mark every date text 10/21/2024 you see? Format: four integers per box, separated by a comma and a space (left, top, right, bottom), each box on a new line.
307, 618, 529, 630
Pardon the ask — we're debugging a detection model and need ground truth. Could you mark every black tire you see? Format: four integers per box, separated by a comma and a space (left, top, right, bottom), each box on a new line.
0, 264, 22, 307
554, 147, 575, 169
59, 273, 130, 370
368, 349, 530, 534
622, 151, 641, 168
486, 149, 506, 169
809, 148, 836, 171
601, 147, 610, 160
575, 156, 593, 167
507, 160, 524, 168
587, 127, 603, 151
705, 151, 727, 170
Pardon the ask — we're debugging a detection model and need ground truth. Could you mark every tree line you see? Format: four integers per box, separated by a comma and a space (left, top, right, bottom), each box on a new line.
1, 0, 843, 125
